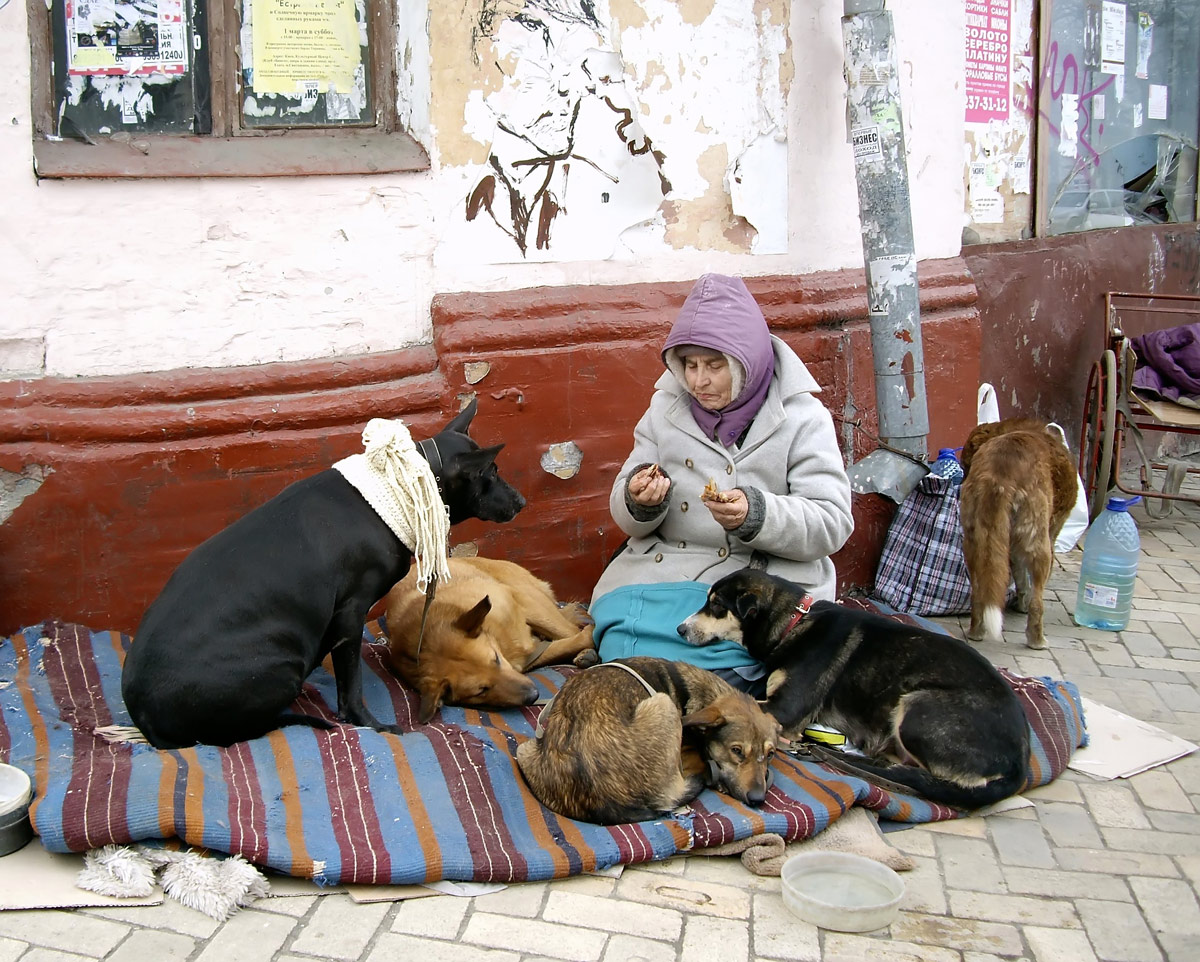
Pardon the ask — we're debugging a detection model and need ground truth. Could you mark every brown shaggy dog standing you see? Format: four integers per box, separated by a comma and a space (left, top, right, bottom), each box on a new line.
960, 418, 1078, 649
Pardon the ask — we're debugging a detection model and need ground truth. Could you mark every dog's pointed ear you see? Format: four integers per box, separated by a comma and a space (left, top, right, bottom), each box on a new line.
417, 678, 451, 724
681, 704, 726, 730
454, 597, 492, 637
444, 397, 479, 436
734, 590, 760, 621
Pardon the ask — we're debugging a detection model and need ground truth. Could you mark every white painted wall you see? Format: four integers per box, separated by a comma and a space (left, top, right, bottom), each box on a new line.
1, 0, 965, 379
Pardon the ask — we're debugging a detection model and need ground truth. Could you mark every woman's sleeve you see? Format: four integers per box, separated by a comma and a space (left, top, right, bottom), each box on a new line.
740, 395, 854, 562
608, 404, 671, 537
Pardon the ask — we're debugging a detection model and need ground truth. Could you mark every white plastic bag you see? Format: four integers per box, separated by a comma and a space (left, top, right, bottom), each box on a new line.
977, 383, 1000, 424
1047, 422, 1088, 552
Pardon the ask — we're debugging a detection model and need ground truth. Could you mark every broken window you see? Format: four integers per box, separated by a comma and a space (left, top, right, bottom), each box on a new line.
1037, 0, 1199, 235
28, 0, 427, 178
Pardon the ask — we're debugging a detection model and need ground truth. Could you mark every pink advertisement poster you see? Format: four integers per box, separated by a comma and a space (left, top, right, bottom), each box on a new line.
966, 0, 1011, 123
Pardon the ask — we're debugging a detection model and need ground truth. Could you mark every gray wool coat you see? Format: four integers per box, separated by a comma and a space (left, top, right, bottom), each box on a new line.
592, 337, 854, 603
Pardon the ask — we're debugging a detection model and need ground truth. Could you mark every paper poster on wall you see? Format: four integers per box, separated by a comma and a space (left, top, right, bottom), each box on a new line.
852, 125, 883, 163
1010, 157, 1030, 194
251, 0, 359, 96
65, 0, 188, 76
965, 0, 1011, 123
1148, 84, 1168, 120
1135, 12, 1153, 79
1100, 1, 1127, 75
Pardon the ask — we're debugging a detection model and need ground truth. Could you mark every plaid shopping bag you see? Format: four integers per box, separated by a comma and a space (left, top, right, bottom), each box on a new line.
873, 474, 972, 616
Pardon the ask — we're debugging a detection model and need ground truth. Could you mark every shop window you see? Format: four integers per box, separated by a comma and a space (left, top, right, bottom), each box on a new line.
27, 0, 428, 178
1036, 0, 1199, 235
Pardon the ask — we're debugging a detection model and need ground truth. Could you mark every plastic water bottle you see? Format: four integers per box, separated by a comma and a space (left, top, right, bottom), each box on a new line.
929, 448, 964, 483
1074, 496, 1142, 631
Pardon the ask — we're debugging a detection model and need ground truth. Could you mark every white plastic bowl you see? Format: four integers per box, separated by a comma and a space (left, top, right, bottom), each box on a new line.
781, 851, 905, 932
0, 763, 34, 857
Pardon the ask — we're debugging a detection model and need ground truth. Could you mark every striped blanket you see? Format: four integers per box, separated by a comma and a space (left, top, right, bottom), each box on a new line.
0, 610, 1086, 886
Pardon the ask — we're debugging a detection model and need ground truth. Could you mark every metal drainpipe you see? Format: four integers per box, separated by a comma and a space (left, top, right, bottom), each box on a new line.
842, 0, 930, 502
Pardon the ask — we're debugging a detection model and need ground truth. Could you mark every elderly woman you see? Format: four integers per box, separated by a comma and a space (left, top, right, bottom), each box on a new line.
590, 273, 854, 692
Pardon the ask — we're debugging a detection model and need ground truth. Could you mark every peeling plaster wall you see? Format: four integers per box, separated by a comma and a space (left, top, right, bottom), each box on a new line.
3, 0, 966, 379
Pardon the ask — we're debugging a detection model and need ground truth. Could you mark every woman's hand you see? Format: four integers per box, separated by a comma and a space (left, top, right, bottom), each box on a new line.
704, 488, 748, 529
629, 464, 671, 506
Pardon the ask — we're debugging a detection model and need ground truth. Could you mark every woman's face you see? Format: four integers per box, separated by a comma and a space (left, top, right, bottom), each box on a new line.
684, 353, 733, 410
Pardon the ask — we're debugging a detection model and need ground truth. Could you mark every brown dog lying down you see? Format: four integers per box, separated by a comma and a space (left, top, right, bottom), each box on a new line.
960, 418, 1078, 650
385, 556, 597, 723
517, 656, 781, 824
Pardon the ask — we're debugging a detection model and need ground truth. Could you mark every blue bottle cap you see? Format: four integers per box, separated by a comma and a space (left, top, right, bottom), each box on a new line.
1106, 496, 1142, 511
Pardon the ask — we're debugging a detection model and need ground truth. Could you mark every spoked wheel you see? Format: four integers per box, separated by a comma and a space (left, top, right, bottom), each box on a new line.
1078, 348, 1117, 522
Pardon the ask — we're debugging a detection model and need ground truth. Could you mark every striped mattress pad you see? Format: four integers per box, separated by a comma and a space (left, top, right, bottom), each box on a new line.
0, 605, 1086, 886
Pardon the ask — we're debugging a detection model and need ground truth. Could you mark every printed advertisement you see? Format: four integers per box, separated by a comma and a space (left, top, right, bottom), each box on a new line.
66, 0, 188, 76
965, 0, 1011, 123
251, 0, 359, 97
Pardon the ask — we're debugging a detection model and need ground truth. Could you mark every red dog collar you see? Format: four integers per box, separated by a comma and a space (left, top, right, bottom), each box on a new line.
781, 594, 815, 636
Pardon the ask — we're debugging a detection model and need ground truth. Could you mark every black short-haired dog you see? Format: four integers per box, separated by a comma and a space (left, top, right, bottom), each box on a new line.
122, 399, 524, 749
678, 569, 1030, 811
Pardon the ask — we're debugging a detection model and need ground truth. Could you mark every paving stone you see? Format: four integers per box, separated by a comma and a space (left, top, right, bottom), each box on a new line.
613, 870, 751, 919
104, 930, 195, 962
1076, 899, 1164, 962
1177, 854, 1200, 886
601, 934, 676, 962
889, 911, 1023, 956
1132, 770, 1199, 812
389, 893, 469, 938
15, 951, 96, 962
1037, 801, 1105, 848
822, 932, 960, 961
1002, 865, 1131, 901
288, 894, 389, 960
989, 812, 1057, 866
896, 855, 948, 915
679, 916, 747, 962
1101, 827, 1200, 855
1128, 876, 1200, 943
936, 835, 1006, 893
81, 900, 222, 940
543, 890, 681, 941
948, 890, 1080, 928
544, 874, 620, 897
0, 939, 25, 962
888, 827, 937, 857
365, 932, 519, 962
256, 895, 318, 918
921, 818, 988, 839
681, 853, 779, 892
1024, 779, 1084, 804
750, 891, 820, 962
461, 913, 606, 962
1024, 924, 1100, 962
0, 909, 130, 957
472, 881, 548, 919
1055, 848, 1181, 878
193, 908, 297, 962
1145, 809, 1200, 834
1080, 783, 1154, 829
1120, 631, 1169, 657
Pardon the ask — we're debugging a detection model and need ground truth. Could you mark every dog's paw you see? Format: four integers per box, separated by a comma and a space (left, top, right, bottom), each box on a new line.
1025, 636, 1047, 650
573, 649, 600, 668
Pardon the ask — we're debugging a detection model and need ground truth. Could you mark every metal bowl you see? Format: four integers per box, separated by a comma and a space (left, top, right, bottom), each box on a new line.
781, 851, 905, 932
0, 763, 34, 857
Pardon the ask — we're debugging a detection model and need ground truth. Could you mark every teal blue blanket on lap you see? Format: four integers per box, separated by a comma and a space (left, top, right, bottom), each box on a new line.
592, 581, 761, 672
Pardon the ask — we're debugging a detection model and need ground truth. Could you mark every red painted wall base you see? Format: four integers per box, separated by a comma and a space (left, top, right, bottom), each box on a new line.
0, 260, 980, 635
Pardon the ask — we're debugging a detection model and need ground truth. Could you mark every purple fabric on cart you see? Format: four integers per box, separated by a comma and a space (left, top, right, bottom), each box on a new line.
1131, 323, 1200, 407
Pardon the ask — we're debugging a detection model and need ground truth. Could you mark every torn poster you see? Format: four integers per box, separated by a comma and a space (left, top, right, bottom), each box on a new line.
965, 0, 1011, 123
250, 0, 359, 96
1135, 12, 1153, 80
65, 0, 188, 76
1148, 84, 1168, 121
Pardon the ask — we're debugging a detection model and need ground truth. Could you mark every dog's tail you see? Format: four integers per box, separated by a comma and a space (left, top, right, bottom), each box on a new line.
961, 476, 1013, 643
807, 745, 1027, 812
278, 713, 336, 731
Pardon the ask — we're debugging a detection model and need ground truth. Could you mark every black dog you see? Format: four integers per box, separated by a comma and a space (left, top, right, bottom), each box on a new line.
122, 399, 524, 749
677, 569, 1030, 810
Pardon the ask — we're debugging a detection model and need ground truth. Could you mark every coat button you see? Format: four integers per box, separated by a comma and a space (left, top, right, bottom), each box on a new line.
681, 502, 689, 512
654, 553, 663, 562
686, 458, 694, 468
726, 464, 733, 475
718, 547, 728, 558
678, 542, 686, 549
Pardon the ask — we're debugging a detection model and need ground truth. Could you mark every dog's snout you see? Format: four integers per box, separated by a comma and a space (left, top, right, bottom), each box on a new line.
676, 622, 687, 638
522, 687, 539, 707
747, 786, 766, 806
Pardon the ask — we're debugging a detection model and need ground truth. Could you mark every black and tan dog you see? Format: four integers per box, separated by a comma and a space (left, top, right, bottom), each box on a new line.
122, 399, 525, 749
516, 656, 780, 824
385, 556, 597, 723
678, 570, 1030, 811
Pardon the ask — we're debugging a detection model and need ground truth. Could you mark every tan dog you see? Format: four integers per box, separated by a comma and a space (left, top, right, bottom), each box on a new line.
960, 418, 1078, 650
385, 556, 596, 723
516, 656, 781, 824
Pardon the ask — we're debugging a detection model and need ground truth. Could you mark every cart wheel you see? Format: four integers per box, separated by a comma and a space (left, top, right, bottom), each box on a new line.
1079, 348, 1117, 522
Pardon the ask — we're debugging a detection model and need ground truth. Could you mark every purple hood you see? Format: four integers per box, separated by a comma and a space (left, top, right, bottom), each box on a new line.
662, 274, 774, 447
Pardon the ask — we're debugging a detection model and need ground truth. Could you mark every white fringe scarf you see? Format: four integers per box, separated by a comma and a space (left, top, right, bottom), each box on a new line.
333, 418, 451, 592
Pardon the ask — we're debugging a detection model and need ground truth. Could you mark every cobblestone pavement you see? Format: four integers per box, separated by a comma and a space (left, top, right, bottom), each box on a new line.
3, 499, 1199, 962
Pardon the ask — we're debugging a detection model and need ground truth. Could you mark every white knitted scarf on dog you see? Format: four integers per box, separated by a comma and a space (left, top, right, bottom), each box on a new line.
333, 418, 451, 592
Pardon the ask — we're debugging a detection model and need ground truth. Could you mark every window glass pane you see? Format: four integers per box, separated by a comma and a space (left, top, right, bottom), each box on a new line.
52, 0, 210, 136
1039, 0, 1199, 234
238, 0, 373, 128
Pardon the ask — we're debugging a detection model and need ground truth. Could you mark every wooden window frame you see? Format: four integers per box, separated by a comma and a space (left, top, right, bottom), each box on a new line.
27, 0, 429, 178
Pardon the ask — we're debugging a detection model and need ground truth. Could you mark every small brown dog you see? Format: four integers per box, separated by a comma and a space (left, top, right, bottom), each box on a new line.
516, 656, 781, 824
385, 556, 597, 723
960, 418, 1078, 649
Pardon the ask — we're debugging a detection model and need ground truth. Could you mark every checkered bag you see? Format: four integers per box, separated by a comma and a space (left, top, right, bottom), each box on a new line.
873, 473, 971, 616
